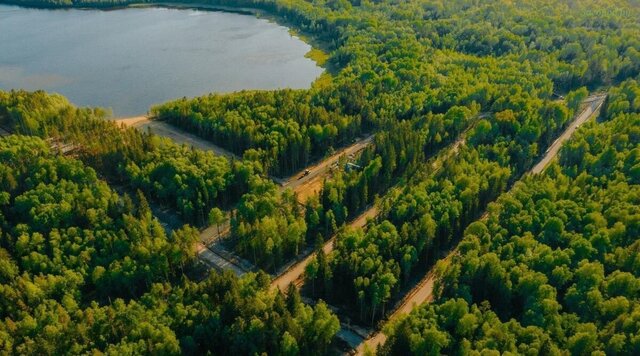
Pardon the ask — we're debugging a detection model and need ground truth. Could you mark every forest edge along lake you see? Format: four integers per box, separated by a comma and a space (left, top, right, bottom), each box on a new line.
0, 3, 324, 116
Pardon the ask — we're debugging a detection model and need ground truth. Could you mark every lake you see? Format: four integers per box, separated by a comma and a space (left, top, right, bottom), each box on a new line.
0, 4, 323, 116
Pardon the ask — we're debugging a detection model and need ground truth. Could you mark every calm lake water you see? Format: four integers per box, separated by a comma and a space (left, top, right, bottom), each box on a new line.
0, 5, 323, 116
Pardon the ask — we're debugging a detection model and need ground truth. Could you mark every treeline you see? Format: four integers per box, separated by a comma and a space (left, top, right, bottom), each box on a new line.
9, 0, 640, 100
381, 81, 640, 355
151, 87, 364, 177
0, 90, 258, 225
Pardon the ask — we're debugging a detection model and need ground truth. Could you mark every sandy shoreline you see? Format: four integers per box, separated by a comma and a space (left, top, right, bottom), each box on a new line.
113, 115, 149, 128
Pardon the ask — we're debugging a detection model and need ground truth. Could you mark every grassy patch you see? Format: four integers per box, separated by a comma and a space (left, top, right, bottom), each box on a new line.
305, 48, 329, 66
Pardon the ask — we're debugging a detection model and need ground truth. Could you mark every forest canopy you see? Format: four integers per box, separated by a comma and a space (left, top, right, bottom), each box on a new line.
381, 81, 640, 355
1, 0, 639, 354
0, 134, 340, 354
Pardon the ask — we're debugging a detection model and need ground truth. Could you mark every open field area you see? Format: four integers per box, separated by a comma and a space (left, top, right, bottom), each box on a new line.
285, 135, 374, 203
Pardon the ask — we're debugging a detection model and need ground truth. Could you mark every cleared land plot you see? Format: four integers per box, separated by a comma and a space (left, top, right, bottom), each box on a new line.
282, 135, 374, 204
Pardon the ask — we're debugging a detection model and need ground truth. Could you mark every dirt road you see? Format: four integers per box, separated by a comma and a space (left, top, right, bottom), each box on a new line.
196, 219, 249, 277
531, 94, 606, 174
270, 205, 378, 292
355, 254, 453, 354
199, 220, 231, 246
197, 243, 246, 276
114, 116, 239, 159
283, 135, 374, 201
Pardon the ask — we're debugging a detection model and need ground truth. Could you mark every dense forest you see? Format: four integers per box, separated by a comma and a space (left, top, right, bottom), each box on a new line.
0, 135, 340, 354
0, 91, 344, 353
381, 80, 640, 355
1, 0, 639, 354
304, 84, 590, 325
0, 90, 259, 226
152, 89, 363, 176
232, 176, 306, 270
0, 90, 320, 277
